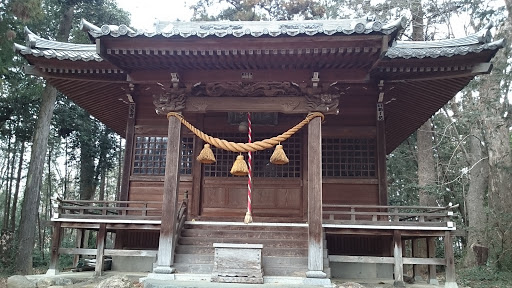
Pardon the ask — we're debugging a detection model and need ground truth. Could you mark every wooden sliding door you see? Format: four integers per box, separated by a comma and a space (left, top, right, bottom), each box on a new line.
200, 132, 303, 220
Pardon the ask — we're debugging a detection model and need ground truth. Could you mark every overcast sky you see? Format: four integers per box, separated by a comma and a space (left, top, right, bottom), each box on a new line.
116, 0, 196, 29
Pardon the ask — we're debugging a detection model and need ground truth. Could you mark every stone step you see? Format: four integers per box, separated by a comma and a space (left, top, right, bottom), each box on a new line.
183, 223, 307, 232
181, 229, 308, 240
178, 237, 308, 248
175, 245, 309, 257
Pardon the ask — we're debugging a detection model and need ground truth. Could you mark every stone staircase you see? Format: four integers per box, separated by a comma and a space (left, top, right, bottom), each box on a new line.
173, 222, 330, 277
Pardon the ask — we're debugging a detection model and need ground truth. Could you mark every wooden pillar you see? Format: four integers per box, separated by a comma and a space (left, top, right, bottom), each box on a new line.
119, 102, 136, 202
46, 222, 62, 275
154, 114, 182, 274
190, 115, 204, 218
94, 224, 107, 276
306, 116, 326, 278
427, 237, 439, 285
376, 102, 388, 206
444, 231, 458, 288
393, 230, 405, 287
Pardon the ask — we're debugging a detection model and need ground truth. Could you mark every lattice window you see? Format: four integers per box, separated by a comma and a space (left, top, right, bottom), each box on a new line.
181, 137, 194, 175
204, 132, 302, 178
322, 138, 376, 178
133, 136, 194, 175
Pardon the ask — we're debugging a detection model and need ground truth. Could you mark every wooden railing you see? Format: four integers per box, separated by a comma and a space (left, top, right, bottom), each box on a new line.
322, 204, 458, 229
52, 198, 163, 221
174, 198, 188, 247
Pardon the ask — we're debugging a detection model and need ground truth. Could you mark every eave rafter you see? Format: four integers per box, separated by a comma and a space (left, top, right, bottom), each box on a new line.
24, 65, 127, 82
372, 62, 492, 82
97, 36, 385, 72
128, 69, 370, 84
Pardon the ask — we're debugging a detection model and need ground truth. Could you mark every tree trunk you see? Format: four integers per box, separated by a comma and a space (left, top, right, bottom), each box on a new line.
463, 128, 489, 267
63, 137, 68, 199
417, 119, 438, 206
411, 0, 437, 278
10, 142, 25, 231
14, 3, 74, 274
505, 0, 512, 25
14, 85, 58, 274
6, 142, 17, 229
79, 145, 96, 200
2, 135, 12, 231
477, 22, 512, 269
99, 167, 106, 201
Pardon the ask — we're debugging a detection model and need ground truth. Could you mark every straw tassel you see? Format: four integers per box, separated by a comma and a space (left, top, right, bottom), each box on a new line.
244, 211, 252, 224
196, 143, 216, 164
230, 154, 249, 176
270, 144, 289, 165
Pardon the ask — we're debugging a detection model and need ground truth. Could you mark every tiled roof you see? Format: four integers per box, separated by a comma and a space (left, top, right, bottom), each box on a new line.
386, 39, 505, 59
80, 17, 407, 38
15, 20, 505, 61
14, 27, 101, 62
385, 22, 505, 59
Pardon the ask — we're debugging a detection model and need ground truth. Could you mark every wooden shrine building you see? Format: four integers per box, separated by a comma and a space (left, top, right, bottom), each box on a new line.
15, 18, 504, 287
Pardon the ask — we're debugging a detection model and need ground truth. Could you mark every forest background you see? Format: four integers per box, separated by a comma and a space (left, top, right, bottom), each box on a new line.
0, 0, 511, 287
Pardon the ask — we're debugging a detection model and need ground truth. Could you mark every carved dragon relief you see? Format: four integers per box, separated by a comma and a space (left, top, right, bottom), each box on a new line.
151, 73, 189, 114
153, 90, 187, 114
303, 82, 347, 114
191, 82, 304, 97
150, 79, 344, 115
305, 93, 340, 114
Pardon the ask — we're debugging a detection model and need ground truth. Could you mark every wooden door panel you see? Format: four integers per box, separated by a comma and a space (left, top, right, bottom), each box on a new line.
201, 177, 302, 218
203, 187, 226, 207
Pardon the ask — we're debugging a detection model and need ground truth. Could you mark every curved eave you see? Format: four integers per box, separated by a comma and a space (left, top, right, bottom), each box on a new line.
83, 17, 406, 39
14, 43, 129, 136
385, 39, 505, 59
47, 77, 129, 136
384, 76, 474, 154
24, 27, 97, 51
14, 43, 102, 62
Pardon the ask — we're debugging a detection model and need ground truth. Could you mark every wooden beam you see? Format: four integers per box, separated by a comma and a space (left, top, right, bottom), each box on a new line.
182, 97, 338, 114
427, 237, 439, 285
128, 68, 370, 84
404, 257, 445, 265
119, 103, 135, 202
191, 115, 204, 218
104, 249, 158, 257
328, 255, 445, 265
94, 224, 107, 276
322, 223, 455, 231
154, 114, 182, 274
321, 126, 376, 138
393, 230, 405, 287
444, 231, 458, 288
383, 63, 493, 83
377, 103, 388, 206
59, 248, 98, 255
306, 117, 326, 278
321, 178, 378, 185
412, 239, 420, 281
302, 131, 308, 221
329, 255, 394, 264
46, 222, 62, 275
52, 218, 161, 224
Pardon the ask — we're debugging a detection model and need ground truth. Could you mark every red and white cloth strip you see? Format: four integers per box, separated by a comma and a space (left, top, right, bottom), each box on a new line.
247, 112, 252, 216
